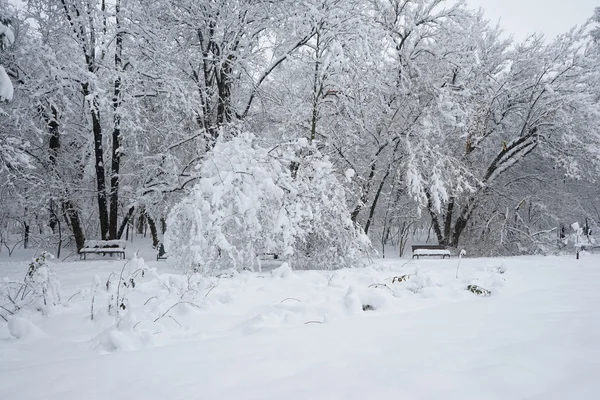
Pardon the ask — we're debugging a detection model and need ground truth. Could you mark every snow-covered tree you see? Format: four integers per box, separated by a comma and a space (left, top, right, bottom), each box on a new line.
0, 1, 13, 102
165, 132, 371, 273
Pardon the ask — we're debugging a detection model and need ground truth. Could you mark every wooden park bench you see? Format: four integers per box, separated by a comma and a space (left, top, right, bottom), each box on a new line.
157, 243, 168, 261
412, 244, 451, 259
79, 240, 126, 260
576, 243, 600, 258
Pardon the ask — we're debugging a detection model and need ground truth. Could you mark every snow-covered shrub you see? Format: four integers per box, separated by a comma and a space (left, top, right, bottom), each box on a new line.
24, 252, 62, 308
0, 252, 62, 320
284, 140, 372, 269
466, 284, 491, 296
165, 133, 371, 273
165, 133, 288, 274
0, 12, 14, 102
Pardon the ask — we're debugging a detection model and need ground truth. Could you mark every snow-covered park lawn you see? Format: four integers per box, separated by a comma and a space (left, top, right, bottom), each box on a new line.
1, 251, 599, 400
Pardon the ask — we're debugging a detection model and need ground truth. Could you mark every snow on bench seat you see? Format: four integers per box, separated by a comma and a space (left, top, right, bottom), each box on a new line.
79, 240, 126, 260
413, 249, 451, 256
411, 245, 451, 259
84, 240, 126, 249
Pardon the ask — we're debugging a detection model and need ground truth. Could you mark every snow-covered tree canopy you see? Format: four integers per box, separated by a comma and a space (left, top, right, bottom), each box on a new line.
165, 132, 371, 272
0, 2, 14, 102
1, 0, 600, 259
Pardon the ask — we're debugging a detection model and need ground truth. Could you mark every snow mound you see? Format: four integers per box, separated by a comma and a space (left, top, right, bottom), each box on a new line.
271, 262, 294, 279
344, 285, 393, 313
94, 327, 155, 352
8, 317, 46, 340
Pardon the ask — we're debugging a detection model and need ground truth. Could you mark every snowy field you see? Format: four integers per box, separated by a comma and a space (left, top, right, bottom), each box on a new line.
1, 247, 599, 400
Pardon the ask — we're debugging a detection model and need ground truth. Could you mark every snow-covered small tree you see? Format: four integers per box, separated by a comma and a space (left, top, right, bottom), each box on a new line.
0, 251, 62, 320
164, 132, 371, 273
0, 3, 13, 102
284, 139, 372, 269
165, 131, 288, 273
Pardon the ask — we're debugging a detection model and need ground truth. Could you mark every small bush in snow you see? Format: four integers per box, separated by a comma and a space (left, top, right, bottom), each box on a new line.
165, 132, 371, 274
466, 284, 491, 296
392, 275, 410, 283
1, 251, 62, 320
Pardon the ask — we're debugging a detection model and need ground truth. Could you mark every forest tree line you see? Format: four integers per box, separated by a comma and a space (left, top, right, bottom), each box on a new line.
1, 0, 600, 258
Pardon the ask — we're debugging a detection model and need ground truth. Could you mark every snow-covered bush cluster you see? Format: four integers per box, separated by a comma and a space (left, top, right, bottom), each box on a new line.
165, 133, 371, 273
0, 9, 14, 102
0, 252, 62, 321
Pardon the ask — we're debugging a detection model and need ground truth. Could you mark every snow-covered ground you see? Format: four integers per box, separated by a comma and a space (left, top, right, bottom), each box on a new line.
1, 245, 599, 400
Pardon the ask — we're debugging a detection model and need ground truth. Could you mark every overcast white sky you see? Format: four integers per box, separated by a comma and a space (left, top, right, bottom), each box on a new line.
468, 0, 597, 40
5, 0, 596, 41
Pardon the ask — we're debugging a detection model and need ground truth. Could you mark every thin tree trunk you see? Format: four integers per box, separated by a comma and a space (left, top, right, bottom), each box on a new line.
310, 32, 321, 142
23, 222, 29, 249
425, 190, 445, 245
56, 214, 62, 258
109, 0, 123, 240
137, 210, 145, 235
450, 195, 478, 247
117, 206, 135, 239
83, 83, 109, 240
443, 197, 455, 242
64, 200, 86, 250
146, 213, 160, 248
351, 162, 378, 222
46, 105, 61, 234
364, 167, 391, 235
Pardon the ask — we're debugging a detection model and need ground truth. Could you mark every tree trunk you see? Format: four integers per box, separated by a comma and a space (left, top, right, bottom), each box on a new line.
364, 167, 391, 235
117, 206, 135, 239
42, 103, 86, 250
443, 197, 455, 241
146, 213, 160, 248
310, 32, 321, 142
23, 222, 30, 249
63, 200, 86, 251
351, 162, 378, 222
83, 83, 110, 240
44, 104, 61, 234
109, 0, 123, 240
137, 210, 145, 235
425, 190, 445, 245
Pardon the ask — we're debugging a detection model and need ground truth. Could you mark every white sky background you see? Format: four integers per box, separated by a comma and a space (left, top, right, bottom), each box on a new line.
4, 0, 596, 42
467, 0, 597, 40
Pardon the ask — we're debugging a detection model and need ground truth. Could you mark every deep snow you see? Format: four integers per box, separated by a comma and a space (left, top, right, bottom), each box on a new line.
1, 246, 599, 400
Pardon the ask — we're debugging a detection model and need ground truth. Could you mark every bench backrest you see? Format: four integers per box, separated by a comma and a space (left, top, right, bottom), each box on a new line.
412, 244, 446, 251
84, 239, 127, 249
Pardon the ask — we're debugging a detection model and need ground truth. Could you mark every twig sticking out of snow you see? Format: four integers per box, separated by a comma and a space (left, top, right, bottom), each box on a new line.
90, 296, 95, 321
168, 315, 182, 328
280, 297, 301, 303
368, 283, 393, 292
204, 279, 220, 298
68, 290, 83, 302
153, 301, 201, 323
143, 296, 158, 306
391, 275, 413, 283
